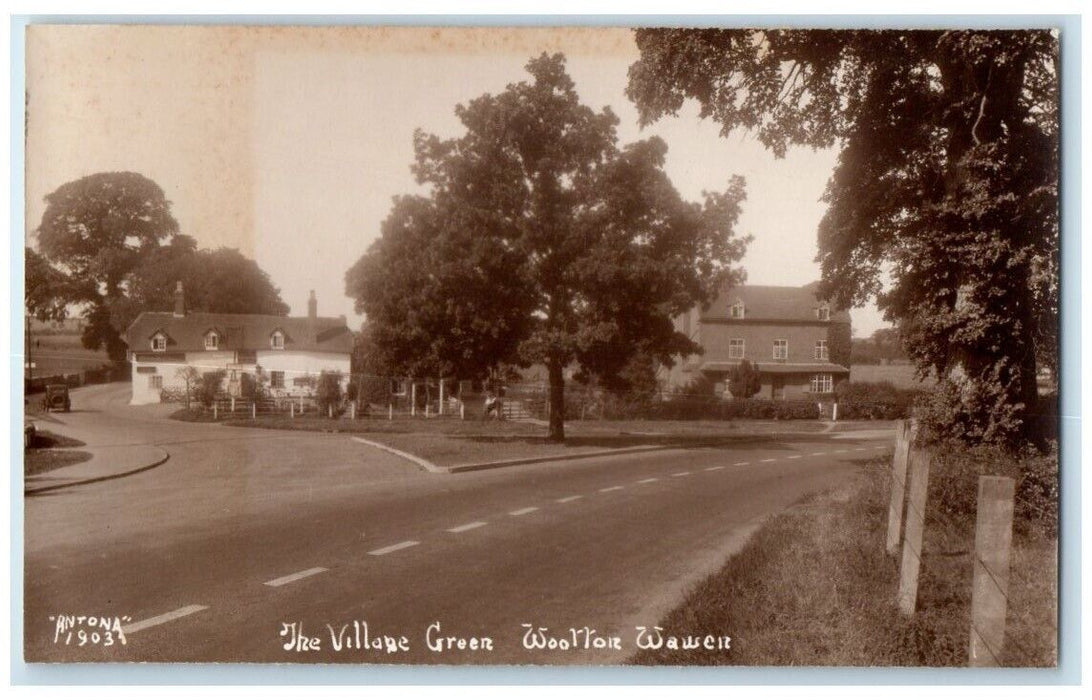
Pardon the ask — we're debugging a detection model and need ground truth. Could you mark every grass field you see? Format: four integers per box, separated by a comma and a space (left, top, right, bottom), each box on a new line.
24, 333, 111, 377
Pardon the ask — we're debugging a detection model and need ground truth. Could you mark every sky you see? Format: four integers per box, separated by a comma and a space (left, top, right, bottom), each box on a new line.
25, 25, 888, 337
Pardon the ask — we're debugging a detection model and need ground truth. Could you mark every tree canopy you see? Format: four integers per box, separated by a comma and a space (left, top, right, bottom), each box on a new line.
628, 29, 1059, 449
347, 53, 750, 441
32, 172, 288, 362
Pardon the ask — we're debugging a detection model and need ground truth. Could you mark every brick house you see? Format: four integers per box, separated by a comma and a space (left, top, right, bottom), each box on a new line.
662, 282, 851, 400
124, 283, 353, 405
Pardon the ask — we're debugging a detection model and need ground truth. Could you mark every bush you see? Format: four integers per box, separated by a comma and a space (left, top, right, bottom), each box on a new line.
316, 370, 344, 416
198, 370, 226, 408
727, 360, 762, 399
822, 381, 922, 420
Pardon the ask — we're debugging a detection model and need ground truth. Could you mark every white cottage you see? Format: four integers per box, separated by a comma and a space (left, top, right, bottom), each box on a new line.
125, 283, 353, 405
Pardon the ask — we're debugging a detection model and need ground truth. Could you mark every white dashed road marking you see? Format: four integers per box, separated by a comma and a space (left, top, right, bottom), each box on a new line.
705, 466, 724, 472
786, 455, 801, 460
509, 507, 539, 516
734, 461, 750, 466
556, 495, 583, 503
810, 452, 826, 456
368, 541, 420, 556
760, 458, 777, 463
122, 605, 209, 635
599, 486, 624, 493
637, 478, 659, 484
672, 471, 691, 477
264, 567, 327, 587
447, 521, 488, 533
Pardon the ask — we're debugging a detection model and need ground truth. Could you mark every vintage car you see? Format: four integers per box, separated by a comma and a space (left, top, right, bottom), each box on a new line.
41, 384, 71, 413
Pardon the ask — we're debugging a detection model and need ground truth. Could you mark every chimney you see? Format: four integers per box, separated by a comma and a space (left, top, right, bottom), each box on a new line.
173, 281, 186, 317
308, 290, 317, 319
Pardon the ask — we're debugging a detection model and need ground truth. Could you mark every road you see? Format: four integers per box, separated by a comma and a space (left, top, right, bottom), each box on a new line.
23, 383, 891, 664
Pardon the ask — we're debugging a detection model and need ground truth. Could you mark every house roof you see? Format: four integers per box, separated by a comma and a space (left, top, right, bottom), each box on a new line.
126, 311, 354, 354
702, 282, 851, 323
700, 361, 850, 374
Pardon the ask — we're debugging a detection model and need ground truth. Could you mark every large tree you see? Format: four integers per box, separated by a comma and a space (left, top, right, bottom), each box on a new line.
628, 29, 1058, 449
35, 171, 180, 361
348, 53, 749, 441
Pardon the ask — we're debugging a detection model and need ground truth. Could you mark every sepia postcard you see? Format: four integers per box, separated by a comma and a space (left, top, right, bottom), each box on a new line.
17, 20, 1067, 679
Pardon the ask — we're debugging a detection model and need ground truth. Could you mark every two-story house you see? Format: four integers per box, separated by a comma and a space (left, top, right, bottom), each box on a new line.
663, 282, 851, 400
125, 283, 353, 405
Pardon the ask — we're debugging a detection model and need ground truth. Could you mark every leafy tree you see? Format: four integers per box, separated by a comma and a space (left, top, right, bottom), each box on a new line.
113, 236, 290, 331
35, 172, 180, 362
628, 29, 1058, 450
198, 370, 226, 408
25, 247, 70, 322
727, 359, 762, 399
348, 54, 749, 441
316, 370, 344, 416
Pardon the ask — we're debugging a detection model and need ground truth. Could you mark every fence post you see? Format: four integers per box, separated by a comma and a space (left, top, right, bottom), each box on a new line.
897, 447, 932, 616
886, 419, 912, 555
832, 402, 838, 421
231, 396, 235, 413
290, 402, 295, 419
460, 402, 465, 420
328, 404, 333, 419
350, 402, 356, 420
389, 403, 393, 421
213, 403, 218, 420
251, 401, 256, 419
411, 382, 417, 417
969, 476, 1016, 667
439, 377, 445, 416
425, 403, 431, 419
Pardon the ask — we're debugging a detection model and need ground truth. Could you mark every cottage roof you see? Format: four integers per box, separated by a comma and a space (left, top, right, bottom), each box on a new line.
125, 311, 354, 354
703, 282, 851, 323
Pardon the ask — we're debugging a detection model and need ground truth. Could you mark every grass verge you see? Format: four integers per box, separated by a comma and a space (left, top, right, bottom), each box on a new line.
631, 450, 1057, 667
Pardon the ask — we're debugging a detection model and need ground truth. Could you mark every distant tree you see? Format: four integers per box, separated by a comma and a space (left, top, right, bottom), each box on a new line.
348, 54, 749, 442
628, 29, 1058, 450
727, 359, 762, 399
24, 247, 70, 322
35, 172, 180, 362
115, 237, 290, 330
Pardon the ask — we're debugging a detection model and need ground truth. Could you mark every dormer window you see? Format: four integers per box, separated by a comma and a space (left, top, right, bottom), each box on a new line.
817, 303, 831, 321
151, 332, 167, 352
204, 331, 219, 351
271, 330, 285, 350
729, 300, 745, 319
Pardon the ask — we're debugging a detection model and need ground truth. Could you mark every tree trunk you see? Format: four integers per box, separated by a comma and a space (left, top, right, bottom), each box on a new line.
547, 359, 565, 443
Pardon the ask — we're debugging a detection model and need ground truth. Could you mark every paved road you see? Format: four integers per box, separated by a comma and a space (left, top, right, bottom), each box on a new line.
23, 384, 891, 664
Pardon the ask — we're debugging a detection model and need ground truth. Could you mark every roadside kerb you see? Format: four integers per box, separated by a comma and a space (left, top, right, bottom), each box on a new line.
349, 437, 674, 474
25, 446, 171, 496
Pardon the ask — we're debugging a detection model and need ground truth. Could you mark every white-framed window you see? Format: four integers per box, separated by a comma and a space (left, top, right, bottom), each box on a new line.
815, 340, 829, 361
151, 333, 167, 352
810, 373, 833, 393
773, 339, 788, 360
205, 331, 219, 350
270, 371, 285, 389
729, 300, 745, 319
271, 330, 285, 349
728, 338, 745, 359
817, 303, 831, 321
391, 379, 408, 396
148, 375, 163, 389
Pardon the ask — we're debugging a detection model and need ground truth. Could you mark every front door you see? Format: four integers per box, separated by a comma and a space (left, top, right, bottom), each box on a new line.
771, 376, 784, 400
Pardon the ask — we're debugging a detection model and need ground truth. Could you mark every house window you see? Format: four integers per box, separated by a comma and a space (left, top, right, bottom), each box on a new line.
205, 331, 219, 350
148, 375, 163, 390
728, 338, 745, 359
151, 334, 167, 352
773, 339, 788, 360
271, 331, 285, 349
293, 375, 312, 387
270, 371, 285, 389
817, 304, 831, 321
391, 379, 408, 396
815, 340, 829, 361
729, 301, 745, 319
810, 373, 833, 393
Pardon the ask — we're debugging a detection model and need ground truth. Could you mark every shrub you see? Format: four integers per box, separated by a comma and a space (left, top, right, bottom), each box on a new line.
727, 360, 762, 399
198, 370, 226, 408
316, 370, 344, 416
